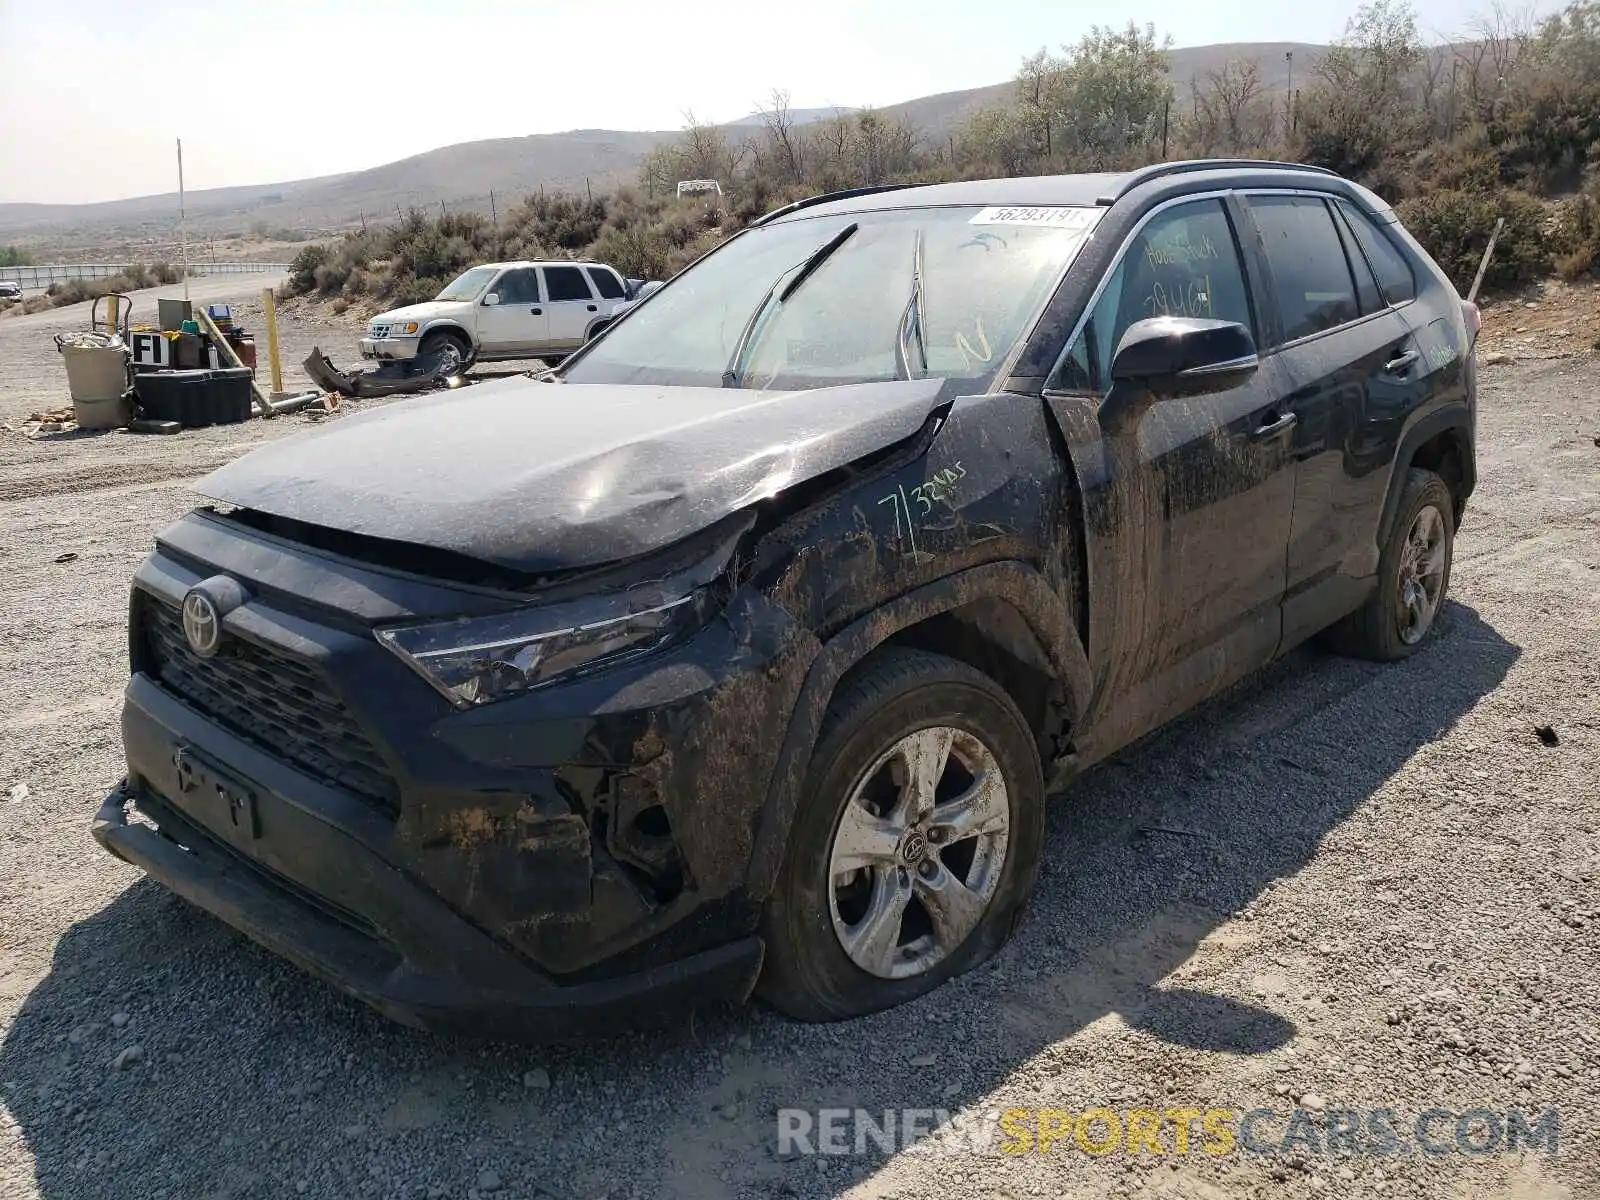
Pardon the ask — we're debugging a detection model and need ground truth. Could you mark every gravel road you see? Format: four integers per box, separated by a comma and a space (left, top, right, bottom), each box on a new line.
1, 287, 1597, 1200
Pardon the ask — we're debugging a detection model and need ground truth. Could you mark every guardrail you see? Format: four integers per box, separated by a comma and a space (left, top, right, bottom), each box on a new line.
0, 262, 283, 289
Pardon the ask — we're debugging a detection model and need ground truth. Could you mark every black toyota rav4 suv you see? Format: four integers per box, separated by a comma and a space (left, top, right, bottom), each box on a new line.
95, 160, 1477, 1037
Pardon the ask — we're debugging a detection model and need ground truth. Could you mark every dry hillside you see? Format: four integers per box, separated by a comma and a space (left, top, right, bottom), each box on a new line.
0, 42, 1331, 252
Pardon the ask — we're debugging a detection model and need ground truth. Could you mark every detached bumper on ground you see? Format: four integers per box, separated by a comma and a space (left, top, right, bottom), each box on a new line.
91, 778, 763, 1040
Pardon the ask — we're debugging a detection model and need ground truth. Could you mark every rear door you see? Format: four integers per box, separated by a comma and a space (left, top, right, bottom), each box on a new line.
584, 265, 629, 318
1241, 192, 1423, 648
476, 267, 547, 356
1044, 194, 1296, 741
541, 265, 601, 349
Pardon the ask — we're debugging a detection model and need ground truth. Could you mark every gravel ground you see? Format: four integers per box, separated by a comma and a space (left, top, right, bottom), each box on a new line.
1, 280, 1598, 1200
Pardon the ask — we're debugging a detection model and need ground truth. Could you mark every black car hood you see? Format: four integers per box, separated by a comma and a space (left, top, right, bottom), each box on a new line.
196, 375, 948, 573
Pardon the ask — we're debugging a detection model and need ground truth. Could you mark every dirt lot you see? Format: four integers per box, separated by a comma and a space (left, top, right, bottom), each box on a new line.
0, 279, 1598, 1200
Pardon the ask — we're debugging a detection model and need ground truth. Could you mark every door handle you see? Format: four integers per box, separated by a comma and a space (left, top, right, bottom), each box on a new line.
1385, 349, 1420, 374
1251, 411, 1298, 440
587, 304, 598, 312
531, 307, 542, 315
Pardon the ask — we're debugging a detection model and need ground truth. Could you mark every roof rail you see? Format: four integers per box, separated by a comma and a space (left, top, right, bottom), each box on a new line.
1096, 159, 1340, 205
752, 183, 921, 226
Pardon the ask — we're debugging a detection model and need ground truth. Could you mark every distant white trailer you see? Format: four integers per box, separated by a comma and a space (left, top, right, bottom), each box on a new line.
676, 179, 724, 198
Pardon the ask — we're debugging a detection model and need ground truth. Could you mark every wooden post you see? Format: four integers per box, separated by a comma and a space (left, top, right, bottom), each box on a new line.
1467, 216, 1505, 304
262, 286, 286, 396
195, 304, 273, 416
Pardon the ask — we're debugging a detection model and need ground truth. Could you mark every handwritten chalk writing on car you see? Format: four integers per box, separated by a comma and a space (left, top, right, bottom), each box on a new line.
878, 464, 968, 553
969, 206, 1098, 230
1144, 232, 1221, 268
1146, 275, 1215, 321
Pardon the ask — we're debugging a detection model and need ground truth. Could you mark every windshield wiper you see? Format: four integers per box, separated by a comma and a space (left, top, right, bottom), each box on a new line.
722, 222, 859, 388
894, 229, 928, 380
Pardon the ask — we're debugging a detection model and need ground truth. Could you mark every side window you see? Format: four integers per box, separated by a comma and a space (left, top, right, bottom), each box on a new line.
543, 266, 593, 302
1337, 200, 1417, 306
585, 266, 625, 300
1249, 195, 1359, 342
493, 268, 540, 305
1049, 197, 1254, 393
1330, 203, 1383, 315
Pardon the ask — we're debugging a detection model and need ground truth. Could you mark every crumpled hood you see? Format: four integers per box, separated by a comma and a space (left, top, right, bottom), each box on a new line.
196, 375, 948, 573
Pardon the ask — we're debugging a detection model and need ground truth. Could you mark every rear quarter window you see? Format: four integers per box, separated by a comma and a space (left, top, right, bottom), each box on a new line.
1338, 200, 1417, 306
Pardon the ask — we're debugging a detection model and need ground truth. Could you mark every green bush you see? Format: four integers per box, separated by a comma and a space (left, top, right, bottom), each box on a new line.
1552, 190, 1600, 280
1397, 188, 1551, 293
287, 243, 331, 294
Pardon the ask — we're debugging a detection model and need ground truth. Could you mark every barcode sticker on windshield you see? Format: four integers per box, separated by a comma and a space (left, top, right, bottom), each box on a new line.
970, 206, 1097, 229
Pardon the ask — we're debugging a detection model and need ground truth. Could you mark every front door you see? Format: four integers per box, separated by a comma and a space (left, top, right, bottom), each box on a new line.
1044, 194, 1296, 748
540, 264, 600, 350
1241, 193, 1422, 649
477, 267, 547, 356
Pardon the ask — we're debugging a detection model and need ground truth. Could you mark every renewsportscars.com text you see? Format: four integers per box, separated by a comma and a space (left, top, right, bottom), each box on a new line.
776, 1106, 1561, 1158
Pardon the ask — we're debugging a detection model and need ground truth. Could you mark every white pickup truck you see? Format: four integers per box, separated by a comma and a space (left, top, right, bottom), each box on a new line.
359, 260, 645, 373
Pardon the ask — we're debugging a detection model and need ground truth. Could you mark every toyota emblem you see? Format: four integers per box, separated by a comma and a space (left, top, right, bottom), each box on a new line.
181, 589, 222, 658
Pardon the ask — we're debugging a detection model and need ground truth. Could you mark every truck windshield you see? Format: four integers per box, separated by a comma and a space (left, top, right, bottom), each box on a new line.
560, 205, 1101, 392
435, 266, 499, 302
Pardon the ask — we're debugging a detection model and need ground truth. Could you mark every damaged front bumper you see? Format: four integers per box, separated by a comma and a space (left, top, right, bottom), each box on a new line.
92, 762, 763, 1040
93, 509, 809, 1037
359, 335, 421, 361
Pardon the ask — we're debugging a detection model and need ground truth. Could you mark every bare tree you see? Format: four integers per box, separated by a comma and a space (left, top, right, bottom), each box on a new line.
1189, 58, 1274, 153
755, 89, 806, 185
1454, 2, 1537, 124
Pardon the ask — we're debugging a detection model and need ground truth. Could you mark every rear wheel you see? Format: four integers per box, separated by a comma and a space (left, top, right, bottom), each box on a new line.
585, 320, 611, 342
418, 329, 470, 375
1324, 468, 1455, 661
759, 648, 1044, 1022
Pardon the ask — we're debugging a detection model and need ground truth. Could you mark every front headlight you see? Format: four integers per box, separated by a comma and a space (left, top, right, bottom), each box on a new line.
391, 320, 420, 336
376, 587, 717, 708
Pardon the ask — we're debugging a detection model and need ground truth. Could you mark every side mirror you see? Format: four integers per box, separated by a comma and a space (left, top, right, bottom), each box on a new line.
1112, 317, 1257, 393
483, 293, 500, 306
1100, 317, 1259, 434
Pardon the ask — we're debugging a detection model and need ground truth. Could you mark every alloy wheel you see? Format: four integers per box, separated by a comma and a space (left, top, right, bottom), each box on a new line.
1397, 503, 1449, 644
826, 726, 1011, 980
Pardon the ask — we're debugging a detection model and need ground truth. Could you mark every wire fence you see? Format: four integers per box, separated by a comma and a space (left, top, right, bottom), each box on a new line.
0, 262, 283, 289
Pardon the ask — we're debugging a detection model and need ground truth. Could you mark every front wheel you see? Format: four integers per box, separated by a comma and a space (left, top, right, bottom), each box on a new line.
758, 648, 1044, 1022
418, 329, 470, 376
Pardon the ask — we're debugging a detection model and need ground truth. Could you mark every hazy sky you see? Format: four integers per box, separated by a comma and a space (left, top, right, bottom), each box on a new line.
0, 0, 1523, 205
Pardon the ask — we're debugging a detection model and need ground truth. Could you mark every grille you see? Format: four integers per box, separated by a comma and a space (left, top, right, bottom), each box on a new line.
368, 324, 390, 339
140, 597, 401, 817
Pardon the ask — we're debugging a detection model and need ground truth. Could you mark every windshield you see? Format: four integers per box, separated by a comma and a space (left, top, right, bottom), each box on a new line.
561, 205, 1101, 392
434, 266, 499, 302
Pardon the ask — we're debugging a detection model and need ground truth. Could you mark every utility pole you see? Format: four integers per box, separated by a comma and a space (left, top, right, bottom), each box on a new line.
489, 189, 497, 225
1284, 51, 1295, 141
1161, 98, 1171, 159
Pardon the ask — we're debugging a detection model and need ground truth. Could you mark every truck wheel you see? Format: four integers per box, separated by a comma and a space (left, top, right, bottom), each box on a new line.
585, 320, 611, 342
419, 330, 470, 375
758, 647, 1044, 1022
1323, 468, 1455, 662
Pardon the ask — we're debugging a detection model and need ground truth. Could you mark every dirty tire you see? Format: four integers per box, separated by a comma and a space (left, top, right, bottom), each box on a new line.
1323, 467, 1455, 662
758, 647, 1044, 1022
586, 320, 611, 342
419, 329, 471, 374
